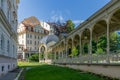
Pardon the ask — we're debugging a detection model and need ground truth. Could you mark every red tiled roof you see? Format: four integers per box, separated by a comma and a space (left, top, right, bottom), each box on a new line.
22, 16, 40, 27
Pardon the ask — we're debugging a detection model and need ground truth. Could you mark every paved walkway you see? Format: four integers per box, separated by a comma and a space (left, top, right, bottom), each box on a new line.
0, 68, 21, 80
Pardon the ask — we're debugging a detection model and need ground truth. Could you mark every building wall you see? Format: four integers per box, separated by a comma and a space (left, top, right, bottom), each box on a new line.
0, 0, 19, 76
40, 21, 51, 31
17, 23, 49, 60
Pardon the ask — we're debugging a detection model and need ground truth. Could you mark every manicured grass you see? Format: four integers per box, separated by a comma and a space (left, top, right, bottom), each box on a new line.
18, 62, 106, 80
18, 61, 42, 67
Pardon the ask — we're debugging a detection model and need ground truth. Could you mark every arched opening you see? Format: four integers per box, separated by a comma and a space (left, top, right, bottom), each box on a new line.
67, 38, 72, 56
40, 46, 46, 60
73, 34, 80, 56
81, 28, 90, 55
109, 9, 120, 53
92, 20, 107, 54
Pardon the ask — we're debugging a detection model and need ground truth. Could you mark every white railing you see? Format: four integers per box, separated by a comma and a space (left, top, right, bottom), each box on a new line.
54, 53, 120, 64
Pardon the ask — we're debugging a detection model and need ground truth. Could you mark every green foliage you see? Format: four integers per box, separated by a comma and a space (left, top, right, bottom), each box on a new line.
92, 40, 97, 53
47, 53, 54, 59
97, 35, 107, 52
70, 47, 78, 57
83, 43, 88, 54
39, 53, 44, 59
110, 32, 120, 51
95, 32, 120, 54
76, 45, 80, 54
96, 48, 104, 54
66, 20, 75, 32
29, 54, 39, 62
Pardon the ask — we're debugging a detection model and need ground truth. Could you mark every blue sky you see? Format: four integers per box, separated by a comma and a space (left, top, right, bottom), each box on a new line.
18, 0, 110, 26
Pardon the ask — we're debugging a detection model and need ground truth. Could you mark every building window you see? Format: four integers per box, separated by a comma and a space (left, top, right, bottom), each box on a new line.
2, 66, 4, 72
27, 34, 29, 38
13, 64, 15, 68
30, 40, 32, 44
34, 41, 36, 45
13, 45, 14, 57
1, 34, 5, 50
22, 34, 24, 38
30, 34, 32, 38
1, 0, 4, 8
8, 65, 10, 70
7, 40, 10, 52
30, 47, 31, 51
7, 0, 11, 22
27, 40, 29, 44
22, 40, 24, 44
38, 36, 39, 39
7, 8, 10, 22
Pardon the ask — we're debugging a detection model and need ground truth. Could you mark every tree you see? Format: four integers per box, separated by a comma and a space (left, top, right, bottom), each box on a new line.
97, 35, 107, 52
66, 20, 75, 32
92, 40, 97, 53
110, 32, 120, 52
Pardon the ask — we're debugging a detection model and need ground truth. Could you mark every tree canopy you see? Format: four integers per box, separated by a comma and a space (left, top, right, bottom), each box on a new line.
66, 20, 75, 32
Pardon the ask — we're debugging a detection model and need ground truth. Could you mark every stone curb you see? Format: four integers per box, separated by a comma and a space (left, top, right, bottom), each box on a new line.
14, 68, 24, 80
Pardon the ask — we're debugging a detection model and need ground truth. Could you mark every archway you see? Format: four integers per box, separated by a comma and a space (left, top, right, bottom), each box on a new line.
81, 28, 90, 55
67, 38, 72, 56
40, 46, 46, 60
73, 34, 80, 56
92, 20, 107, 54
109, 9, 120, 53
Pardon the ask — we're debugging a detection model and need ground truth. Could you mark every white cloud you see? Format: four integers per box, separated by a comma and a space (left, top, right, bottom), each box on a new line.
51, 15, 64, 22
50, 10, 68, 22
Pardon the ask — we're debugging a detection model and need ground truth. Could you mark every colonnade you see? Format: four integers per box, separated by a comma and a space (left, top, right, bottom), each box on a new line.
52, 2, 120, 63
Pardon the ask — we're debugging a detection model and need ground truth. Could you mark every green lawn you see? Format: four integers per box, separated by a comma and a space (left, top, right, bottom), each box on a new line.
18, 62, 106, 80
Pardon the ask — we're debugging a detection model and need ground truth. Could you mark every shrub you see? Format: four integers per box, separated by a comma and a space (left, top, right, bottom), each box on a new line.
29, 54, 39, 62
96, 48, 104, 54
69, 47, 78, 57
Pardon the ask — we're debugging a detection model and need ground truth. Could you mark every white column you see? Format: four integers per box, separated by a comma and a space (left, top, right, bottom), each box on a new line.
65, 42, 68, 58
58, 51, 60, 59
23, 51, 25, 60
72, 38, 74, 49
107, 20, 110, 63
90, 29, 92, 55
62, 51, 64, 58
54, 52, 56, 60
79, 35, 82, 56
71, 38, 74, 58
89, 28, 93, 63
96, 37, 99, 63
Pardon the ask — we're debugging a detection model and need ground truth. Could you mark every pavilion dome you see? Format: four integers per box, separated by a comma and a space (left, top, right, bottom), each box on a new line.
40, 34, 59, 47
